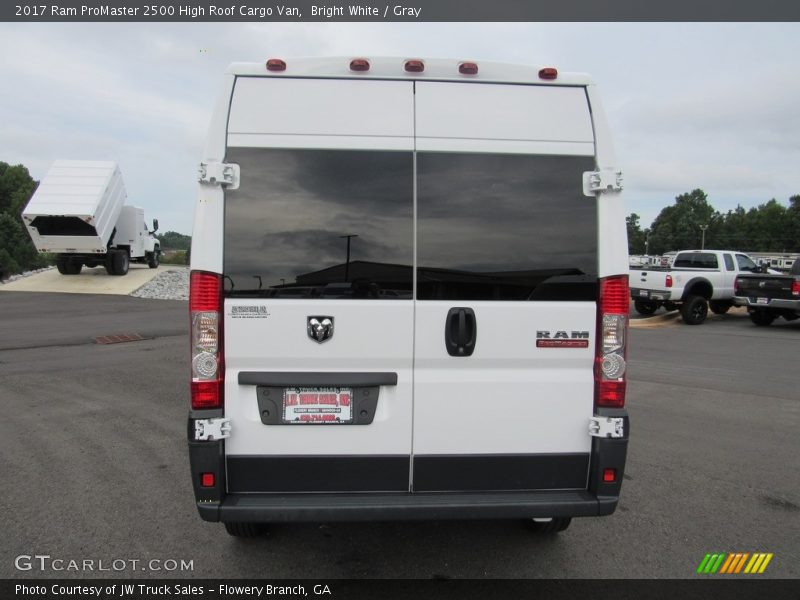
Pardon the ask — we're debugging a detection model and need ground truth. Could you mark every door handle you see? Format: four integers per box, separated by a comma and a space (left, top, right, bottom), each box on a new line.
445, 307, 477, 357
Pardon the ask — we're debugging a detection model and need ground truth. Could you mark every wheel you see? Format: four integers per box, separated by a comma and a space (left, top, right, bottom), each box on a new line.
749, 309, 775, 327
527, 517, 572, 535
66, 259, 82, 275
680, 296, 708, 325
709, 301, 732, 315
104, 253, 115, 275
57, 255, 82, 275
224, 522, 265, 537
633, 299, 658, 316
111, 249, 129, 276
56, 255, 69, 274
147, 247, 160, 269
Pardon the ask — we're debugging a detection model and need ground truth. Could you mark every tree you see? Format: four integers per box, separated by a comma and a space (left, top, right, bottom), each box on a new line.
0, 161, 49, 276
157, 230, 192, 250
646, 189, 719, 254
626, 213, 648, 254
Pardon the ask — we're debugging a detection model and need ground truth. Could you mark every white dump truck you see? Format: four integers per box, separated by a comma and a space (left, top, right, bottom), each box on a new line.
21, 160, 160, 276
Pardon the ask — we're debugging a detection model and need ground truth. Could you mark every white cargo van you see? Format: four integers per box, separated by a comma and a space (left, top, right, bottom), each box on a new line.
188, 57, 630, 537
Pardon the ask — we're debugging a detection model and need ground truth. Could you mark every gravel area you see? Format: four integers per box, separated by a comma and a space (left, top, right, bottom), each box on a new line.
130, 267, 189, 300
1, 266, 55, 283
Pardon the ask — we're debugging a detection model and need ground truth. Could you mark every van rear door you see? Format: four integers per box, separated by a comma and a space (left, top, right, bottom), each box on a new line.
412, 82, 599, 492
222, 78, 415, 493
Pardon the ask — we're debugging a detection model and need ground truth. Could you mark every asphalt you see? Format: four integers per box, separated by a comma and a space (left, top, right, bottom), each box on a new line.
0, 292, 797, 579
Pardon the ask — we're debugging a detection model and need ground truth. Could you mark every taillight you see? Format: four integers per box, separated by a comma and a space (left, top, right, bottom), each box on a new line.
665, 274, 673, 288
734, 278, 740, 294
190, 271, 223, 409
792, 280, 800, 296
595, 275, 629, 408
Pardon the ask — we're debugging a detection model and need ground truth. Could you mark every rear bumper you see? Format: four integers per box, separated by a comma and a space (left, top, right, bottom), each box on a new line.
630, 288, 672, 302
189, 409, 629, 523
733, 295, 800, 311
197, 490, 619, 523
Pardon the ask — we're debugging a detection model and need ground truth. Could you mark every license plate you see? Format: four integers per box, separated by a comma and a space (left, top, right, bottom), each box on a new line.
756, 297, 769, 305
282, 387, 353, 424
639, 289, 649, 297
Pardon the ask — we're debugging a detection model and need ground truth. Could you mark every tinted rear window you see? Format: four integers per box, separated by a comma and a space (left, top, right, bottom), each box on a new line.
674, 253, 718, 269
417, 153, 597, 301
223, 148, 413, 299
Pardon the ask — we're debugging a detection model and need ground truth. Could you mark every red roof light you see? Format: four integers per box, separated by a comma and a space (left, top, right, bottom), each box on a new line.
350, 58, 370, 72
404, 59, 425, 73
458, 62, 478, 75
266, 58, 286, 72
539, 67, 558, 80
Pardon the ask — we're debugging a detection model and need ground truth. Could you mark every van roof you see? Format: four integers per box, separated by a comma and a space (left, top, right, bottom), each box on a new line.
226, 57, 594, 86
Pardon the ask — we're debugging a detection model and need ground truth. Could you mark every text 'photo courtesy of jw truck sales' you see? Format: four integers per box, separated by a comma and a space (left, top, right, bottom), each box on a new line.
187, 57, 630, 538
21, 160, 161, 276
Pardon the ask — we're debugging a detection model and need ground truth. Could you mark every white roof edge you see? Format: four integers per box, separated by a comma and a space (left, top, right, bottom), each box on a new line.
225, 57, 594, 86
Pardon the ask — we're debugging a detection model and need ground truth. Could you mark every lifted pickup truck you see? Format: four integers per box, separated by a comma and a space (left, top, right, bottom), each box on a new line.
733, 259, 800, 326
629, 250, 762, 325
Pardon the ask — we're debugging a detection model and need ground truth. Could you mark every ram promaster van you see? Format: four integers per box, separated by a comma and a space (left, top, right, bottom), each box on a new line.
188, 57, 630, 537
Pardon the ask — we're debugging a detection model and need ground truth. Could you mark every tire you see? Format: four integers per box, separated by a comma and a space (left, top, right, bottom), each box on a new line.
224, 522, 265, 537
749, 309, 775, 327
633, 299, 658, 316
56, 255, 69, 274
680, 296, 708, 325
57, 255, 82, 275
111, 249, 129, 276
528, 517, 572, 535
104, 253, 115, 275
709, 301, 732, 315
147, 247, 160, 269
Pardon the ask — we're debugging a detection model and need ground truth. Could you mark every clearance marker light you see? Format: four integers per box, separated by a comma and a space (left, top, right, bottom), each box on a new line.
458, 61, 478, 75
266, 58, 286, 72
404, 59, 425, 73
539, 67, 558, 80
350, 58, 370, 72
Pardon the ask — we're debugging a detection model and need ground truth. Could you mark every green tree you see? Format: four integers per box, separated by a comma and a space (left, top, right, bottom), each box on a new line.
647, 189, 718, 254
157, 230, 191, 250
0, 161, 49, 276
626, 213, 648, 254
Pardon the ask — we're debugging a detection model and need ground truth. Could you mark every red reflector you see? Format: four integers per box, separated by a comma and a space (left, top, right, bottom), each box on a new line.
191, 381, 223, 409
596, 379, 626, 408
404, 59, 424, 73
666, 274, 673, 288
266, 58, 286, 72
792, 280, 800, 296
458, 61, 478, 75
350, 58, 370, 72
603, 468, 616, 483
599, 275, 629, 315
190, 271, 222, 312
539, 67, 558, 80
201, 472, 215, 487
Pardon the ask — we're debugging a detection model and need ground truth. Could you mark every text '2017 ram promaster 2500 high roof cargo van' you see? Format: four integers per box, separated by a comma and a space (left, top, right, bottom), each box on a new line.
188, 57, 630, 537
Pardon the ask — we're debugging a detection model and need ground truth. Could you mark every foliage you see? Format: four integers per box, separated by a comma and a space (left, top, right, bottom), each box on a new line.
160, 250, 189, 265
0, 162, 52, 276
157, 230, 191, 250
628, 189, 800, 255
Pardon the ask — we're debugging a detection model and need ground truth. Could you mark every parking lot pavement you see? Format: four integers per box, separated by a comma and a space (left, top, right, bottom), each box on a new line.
0, 293, 797, 579
0, 264, 179, 296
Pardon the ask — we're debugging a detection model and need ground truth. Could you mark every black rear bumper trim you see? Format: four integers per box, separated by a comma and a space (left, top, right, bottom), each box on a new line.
238, 371, 398, 387
199, 490, 614, 523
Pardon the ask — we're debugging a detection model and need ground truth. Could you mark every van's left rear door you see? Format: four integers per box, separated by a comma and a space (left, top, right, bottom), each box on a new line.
222, 77, 415, 493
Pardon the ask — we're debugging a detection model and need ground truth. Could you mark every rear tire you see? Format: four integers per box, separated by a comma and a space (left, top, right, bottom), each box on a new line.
147, 247, 160, 269
56, 255, 82, 275
111, 249, 129, 276
56, 255, 69, 274
709, 301, 732, 315
749, 309, 775, 327
680, 296, 708, 325
633, 299, 658, 316
528, 517, 572, 535
224, 522, 265, 537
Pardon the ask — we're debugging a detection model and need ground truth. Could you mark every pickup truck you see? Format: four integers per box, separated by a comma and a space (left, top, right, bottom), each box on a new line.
629, 250, 763, 325
733, 259, 800, 326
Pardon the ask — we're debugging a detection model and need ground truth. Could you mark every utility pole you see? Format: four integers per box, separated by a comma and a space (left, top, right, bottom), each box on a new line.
699, 224, 708, 250
340, 234, 358, 282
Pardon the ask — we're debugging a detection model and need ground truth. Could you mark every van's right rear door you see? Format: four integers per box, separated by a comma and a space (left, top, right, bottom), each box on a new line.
412, 82, 600, 492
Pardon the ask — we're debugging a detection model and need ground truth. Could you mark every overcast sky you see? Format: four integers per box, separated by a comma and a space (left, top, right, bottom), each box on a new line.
1, 22, 798, 235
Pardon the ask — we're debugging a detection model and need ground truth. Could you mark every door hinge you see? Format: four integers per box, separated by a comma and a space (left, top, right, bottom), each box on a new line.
583, 169, 623, 197
194, 418, 232, 441
589, 416, 624, 438
198, 161, 240, 190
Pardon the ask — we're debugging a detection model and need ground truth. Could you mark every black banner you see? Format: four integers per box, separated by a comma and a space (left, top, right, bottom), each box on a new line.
2, 0, 800, 22
4, 579, 800, 600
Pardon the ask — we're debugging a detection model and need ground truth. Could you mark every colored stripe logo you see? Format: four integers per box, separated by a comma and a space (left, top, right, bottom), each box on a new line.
697, 553, 773, 574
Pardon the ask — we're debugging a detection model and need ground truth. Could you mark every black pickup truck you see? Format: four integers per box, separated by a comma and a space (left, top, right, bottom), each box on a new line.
733, 260, 800, 326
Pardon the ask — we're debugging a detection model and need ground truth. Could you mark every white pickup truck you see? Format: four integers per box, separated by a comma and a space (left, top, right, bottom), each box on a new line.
629, 250, 763, 324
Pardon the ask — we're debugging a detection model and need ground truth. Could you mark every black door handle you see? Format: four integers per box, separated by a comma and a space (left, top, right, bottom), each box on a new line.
445, 307, 477, 357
